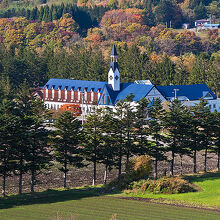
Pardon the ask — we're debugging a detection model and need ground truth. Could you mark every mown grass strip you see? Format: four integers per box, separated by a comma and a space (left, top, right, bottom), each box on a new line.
0, 189, 220, 220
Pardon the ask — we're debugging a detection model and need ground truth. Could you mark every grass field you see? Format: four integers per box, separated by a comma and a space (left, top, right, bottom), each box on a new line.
0, 187, 220, 220
1, 173, 220, 219
122, 172, 220, 207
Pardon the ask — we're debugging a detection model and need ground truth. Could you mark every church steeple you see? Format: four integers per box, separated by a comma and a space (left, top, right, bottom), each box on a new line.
111, 44, 117, 62
108, 44, 120, 91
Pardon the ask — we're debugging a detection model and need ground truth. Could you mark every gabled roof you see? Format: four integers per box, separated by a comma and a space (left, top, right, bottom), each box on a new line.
111, 44, 117, 56
101, 83, 154, 105
44, 78, 107, 93
156, 84, 217, 101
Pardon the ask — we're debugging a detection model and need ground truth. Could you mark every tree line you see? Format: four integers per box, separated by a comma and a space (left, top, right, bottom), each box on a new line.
0, 45, 219, 97
0, 3, 109, 34
0, 82, 219, 197
1, 0, 219, 30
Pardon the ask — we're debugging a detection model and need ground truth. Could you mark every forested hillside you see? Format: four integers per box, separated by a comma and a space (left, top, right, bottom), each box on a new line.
0, 0, 219, 96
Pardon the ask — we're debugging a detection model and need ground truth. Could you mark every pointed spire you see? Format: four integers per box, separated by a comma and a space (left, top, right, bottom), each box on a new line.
111, 44, 117, 56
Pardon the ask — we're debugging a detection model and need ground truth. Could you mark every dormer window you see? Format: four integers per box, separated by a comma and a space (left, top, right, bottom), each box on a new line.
77, 89, 80, 100
97, 89, 101, 99
45, 85, 49, 99
84, 89, 87, 101
71, 88, 74, 100
52, 85, 55, 99
58, 86, 61, 99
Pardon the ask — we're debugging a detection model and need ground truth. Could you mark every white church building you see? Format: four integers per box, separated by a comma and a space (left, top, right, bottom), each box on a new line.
42, 44, 220, 113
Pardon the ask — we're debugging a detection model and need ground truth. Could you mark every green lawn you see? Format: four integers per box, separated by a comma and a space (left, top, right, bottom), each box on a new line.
122, 172, 220, 207
0, 186, 220, 220
1, 173, 220, 219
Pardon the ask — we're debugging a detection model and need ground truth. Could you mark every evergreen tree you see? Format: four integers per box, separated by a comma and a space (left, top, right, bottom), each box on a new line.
14, 82, 34, 194
162, 99, 191, 176
113, 99, 127, 177
193, 99, 214, 172
123, 94, 136, 168
0, 98, 16, 196
83, 108, 103, 185
26, 98, 51, 192
194, 2, 207, 19
212, 111, 220, 171
99, 108, 117, 184
148, 98, 167, 179
53, 111, 84, 188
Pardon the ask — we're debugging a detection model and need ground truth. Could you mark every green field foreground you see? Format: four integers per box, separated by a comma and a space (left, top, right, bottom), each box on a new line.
1, 173, 220, 220
123, 172, 220, 207
0, 186, 220, 220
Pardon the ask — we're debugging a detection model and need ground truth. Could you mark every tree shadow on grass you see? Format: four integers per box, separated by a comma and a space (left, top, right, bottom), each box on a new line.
184, 172, 220, 183
0, 186, 120, 210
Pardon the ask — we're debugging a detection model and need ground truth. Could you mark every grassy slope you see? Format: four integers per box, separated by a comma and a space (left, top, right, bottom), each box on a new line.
122, 173, 220, 207
0, 187, 219, 220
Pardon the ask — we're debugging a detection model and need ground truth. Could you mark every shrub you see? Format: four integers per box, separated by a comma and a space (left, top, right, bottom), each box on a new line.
107, 155, 152, 190
107, 173, 133, 190
127, 155, 152, 181
130, 176, 196, 194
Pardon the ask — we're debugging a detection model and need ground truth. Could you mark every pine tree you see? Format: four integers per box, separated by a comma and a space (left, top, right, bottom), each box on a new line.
193, 99, 213, 173
123, 94, 136, 169
212, 111, 220, 171
26, 98, 52, 192
148, 98, 167, 179
14, 82, 34, 194
113, 99, 127, 177
162, 99, 191, 176
82, 108, 103, 185
0, 98, 16, 196
53, 111, 84, 188
99, 108, 117, 184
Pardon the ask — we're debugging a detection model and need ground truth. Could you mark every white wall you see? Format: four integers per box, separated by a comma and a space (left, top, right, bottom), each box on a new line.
182, 99, 220, 112
44, 101, 96, 114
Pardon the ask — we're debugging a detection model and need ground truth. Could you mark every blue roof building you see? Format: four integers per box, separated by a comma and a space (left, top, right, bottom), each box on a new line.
43, 45, 219, 113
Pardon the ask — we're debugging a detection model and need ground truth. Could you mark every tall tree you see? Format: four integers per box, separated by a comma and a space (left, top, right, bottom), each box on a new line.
0, 98, 16, 196
26, 98, 52, 192
99, 108, 117, 184
162, 99, 190, 176
14, 82, 34, 194
53, 111, 84, 188
148, 98, 166, 179
212, 111, 220, 171
83, 108, 102, 185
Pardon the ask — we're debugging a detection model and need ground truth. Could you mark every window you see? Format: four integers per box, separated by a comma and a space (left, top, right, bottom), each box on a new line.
58, 90, 61, 99
98, 92, 100, 100
52, 89, 54, 99
45, 89, 48, 99
84, 91, 87, 101
78, 91, 80, 100
71, 90, 74, 100
91, 92, 94, 102
213, 104, 216, 108
65, 90, 67, 100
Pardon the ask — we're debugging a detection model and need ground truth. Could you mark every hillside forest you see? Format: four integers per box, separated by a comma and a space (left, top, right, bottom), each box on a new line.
0, 0, 219, 96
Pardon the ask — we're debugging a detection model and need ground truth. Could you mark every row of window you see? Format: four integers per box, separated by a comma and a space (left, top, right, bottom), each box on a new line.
45, 89, 100, 101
